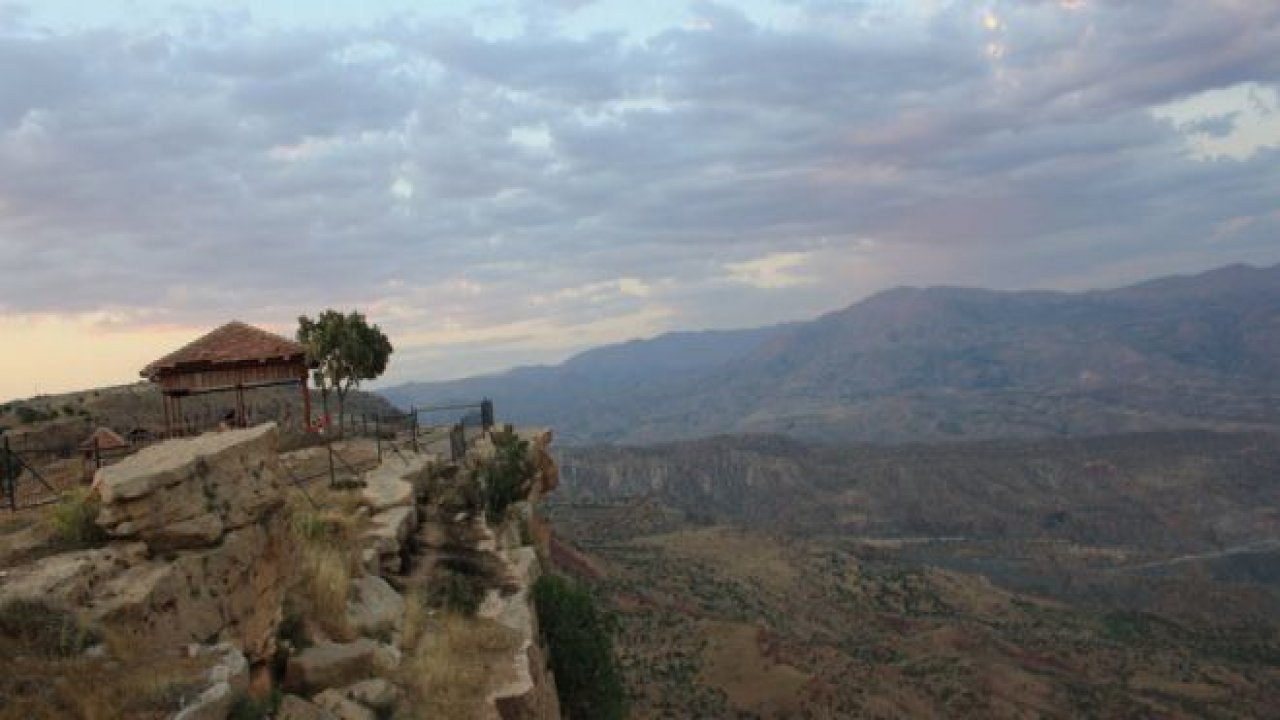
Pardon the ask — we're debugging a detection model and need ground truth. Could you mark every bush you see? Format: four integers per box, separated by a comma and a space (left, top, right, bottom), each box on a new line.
483, 434, 532, 523
427, 569, 485, 616
46, 487, 107, 549
533, 574, 626, 720
0, 599, 99, 658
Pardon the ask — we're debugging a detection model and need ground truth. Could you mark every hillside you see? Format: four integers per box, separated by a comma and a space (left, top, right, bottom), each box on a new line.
548, 429, 1280, 716
381, 263, 1280, 444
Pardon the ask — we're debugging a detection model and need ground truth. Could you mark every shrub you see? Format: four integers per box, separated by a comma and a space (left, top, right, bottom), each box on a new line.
533, 574, 626, 720
0, 599, 99, 658
45, 487, 107, 549
427, 569, 485, 616
483, 434, 532, 523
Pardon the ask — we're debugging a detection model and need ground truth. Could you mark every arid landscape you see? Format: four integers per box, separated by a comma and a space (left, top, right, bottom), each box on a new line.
547, 430, 1280, 717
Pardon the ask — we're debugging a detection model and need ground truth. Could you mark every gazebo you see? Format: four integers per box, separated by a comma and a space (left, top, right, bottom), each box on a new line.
140, 321, 316, 437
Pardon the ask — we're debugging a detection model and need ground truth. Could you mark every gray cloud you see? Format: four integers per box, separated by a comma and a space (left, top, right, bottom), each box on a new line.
1, 0, 1278, 383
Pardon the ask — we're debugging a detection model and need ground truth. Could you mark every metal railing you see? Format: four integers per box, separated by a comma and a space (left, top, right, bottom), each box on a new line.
1, 398, 497, 511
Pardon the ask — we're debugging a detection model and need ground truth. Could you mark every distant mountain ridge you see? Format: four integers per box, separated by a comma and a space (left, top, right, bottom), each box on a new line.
380, 262, 1280, 444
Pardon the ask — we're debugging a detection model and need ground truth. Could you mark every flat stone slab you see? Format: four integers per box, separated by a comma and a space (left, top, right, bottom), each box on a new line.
360, 455, 428, 513
284, 639, 380, 693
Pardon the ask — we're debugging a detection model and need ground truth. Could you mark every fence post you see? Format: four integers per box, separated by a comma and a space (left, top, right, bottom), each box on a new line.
481, 398, 494, 431
93, 436, 102, 471
327, 436, 337, 489
411, 406, 419, 454
3, 436, 14, 511
375, 414, 382, 464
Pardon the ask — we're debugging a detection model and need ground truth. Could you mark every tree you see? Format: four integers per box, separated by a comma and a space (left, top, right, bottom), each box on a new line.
297, 310, 393, 435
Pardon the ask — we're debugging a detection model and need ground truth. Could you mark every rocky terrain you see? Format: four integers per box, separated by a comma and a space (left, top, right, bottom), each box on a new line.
548, 429, 1280, 717
383, 262, 1280, 445
0, 421, 563, 719
0, 382, 399, 453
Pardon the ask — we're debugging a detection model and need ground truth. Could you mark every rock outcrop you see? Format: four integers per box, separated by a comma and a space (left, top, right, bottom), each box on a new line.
94, 423, 287, 551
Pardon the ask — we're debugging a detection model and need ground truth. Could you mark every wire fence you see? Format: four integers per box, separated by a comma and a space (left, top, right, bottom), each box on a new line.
1, 399, 497, 512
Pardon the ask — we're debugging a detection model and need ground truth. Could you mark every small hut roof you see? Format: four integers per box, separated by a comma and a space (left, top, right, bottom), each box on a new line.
80, 427, 128, 451
140, 321, 308, 379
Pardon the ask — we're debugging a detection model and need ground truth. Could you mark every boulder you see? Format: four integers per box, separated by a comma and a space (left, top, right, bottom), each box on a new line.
313, 689, 376, 720
283, 639, 380, 693
346, 575, 404, 639
336, 678, 402, 712
278, 695, 339, 720
173, 643, 249, 720
94, 424, 287, 551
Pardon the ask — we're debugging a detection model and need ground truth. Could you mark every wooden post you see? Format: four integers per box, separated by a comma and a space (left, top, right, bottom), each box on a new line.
93, 435, 102, 471
300, 376, 313, 433
327, 436, 337, 489
411, 406, 419, 454
162, 394, 172, 438
3, 436, 15, 512
375, 414, 382, 463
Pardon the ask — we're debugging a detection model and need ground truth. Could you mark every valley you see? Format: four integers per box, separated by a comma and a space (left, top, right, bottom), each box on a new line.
547, 429, 1280, 717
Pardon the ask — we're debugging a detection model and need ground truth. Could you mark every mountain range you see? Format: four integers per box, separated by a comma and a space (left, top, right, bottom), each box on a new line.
381, 262, 1280, 445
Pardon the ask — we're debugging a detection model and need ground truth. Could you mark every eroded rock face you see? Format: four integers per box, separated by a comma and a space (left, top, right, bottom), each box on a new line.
484, 547, 561, 720
94, 424, 287, 552
89, 517, 294, 659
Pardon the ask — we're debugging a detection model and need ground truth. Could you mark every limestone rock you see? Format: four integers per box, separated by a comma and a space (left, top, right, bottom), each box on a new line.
0, 545, 143, 608
173, 643, 249, 720
360, 455, 427, 512
283, 639, 379, 693
278, 695, 339, 720
346, 575, 404, 639
314, 689, 376, 720
337, 678, 402, 712
363, 505, 417, 575
94, 424, 287, 551
483, 547, 560, 720
89, 519, 294, 659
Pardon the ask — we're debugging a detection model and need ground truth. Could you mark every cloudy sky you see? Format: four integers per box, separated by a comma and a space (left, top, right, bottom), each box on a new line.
1, 0, 1278, 401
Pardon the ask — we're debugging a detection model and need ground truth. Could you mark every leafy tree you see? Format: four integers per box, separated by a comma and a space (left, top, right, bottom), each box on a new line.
297, 310, 393, 435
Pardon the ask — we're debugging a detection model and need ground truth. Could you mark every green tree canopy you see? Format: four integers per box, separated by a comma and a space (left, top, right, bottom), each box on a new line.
297, 310, 393, 433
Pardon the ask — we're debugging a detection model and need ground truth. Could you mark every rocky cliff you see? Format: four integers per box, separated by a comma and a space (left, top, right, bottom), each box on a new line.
0, 422, 563, 719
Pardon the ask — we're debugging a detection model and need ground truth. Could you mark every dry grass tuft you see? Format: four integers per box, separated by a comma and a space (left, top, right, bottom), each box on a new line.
287, 501, 364, 641
43, 487, 107, 550
0, 607, 209, 720
399, 613, 520, 719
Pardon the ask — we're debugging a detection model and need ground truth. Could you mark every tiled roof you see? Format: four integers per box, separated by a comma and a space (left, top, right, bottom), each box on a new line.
140, 321, 306, 378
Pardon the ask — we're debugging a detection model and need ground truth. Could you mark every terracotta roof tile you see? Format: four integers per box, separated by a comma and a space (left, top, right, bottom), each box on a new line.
140, 321, 307, 378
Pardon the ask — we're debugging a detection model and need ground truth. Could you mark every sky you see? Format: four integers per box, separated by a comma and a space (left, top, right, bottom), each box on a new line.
1, 0, 1278, 401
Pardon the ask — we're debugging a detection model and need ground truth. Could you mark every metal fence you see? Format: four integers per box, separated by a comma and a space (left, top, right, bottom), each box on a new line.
2, 399, 498, 511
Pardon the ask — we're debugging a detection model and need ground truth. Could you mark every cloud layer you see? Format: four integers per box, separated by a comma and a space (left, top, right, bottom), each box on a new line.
1, 0, 1278, 391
